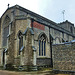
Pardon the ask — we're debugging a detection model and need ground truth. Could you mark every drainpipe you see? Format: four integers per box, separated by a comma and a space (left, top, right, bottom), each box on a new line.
49, 27, 53, 67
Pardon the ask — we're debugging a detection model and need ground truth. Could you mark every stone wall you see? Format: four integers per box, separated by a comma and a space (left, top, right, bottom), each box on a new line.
7, 32, 15, 64
52, 42, 75, 71
0, 50, 2, 65
24, 29, 33, 65
36, 58, 51, 66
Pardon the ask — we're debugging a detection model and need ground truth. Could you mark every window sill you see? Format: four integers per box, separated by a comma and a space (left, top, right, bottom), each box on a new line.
37, 56, 49, 59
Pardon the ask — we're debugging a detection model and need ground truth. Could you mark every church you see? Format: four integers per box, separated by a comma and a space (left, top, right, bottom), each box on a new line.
0, 5, 75, 70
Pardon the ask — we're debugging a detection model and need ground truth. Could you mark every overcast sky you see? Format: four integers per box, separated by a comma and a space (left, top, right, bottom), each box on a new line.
0, 0, 75, 25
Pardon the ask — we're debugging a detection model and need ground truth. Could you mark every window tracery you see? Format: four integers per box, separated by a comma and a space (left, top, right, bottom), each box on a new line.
39, 33, 46, 56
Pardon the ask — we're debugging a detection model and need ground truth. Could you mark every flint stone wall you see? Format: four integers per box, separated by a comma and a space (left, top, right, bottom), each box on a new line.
52, 42, 75, 71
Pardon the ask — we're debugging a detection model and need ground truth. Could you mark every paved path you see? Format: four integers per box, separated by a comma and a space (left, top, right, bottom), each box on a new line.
0, 70, 70, 75
0, 70, 52, 75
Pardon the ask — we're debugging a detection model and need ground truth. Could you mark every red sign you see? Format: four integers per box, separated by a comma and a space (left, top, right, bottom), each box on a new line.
31, 21, 45, 30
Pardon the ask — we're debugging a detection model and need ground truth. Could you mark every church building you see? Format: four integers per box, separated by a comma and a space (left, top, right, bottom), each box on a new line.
0, 5, 75, 70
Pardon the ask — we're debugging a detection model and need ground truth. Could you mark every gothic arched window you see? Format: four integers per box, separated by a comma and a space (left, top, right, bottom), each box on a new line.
18, 31, 23, 55
39, 33, 46, 56
3, 16, 10, 47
